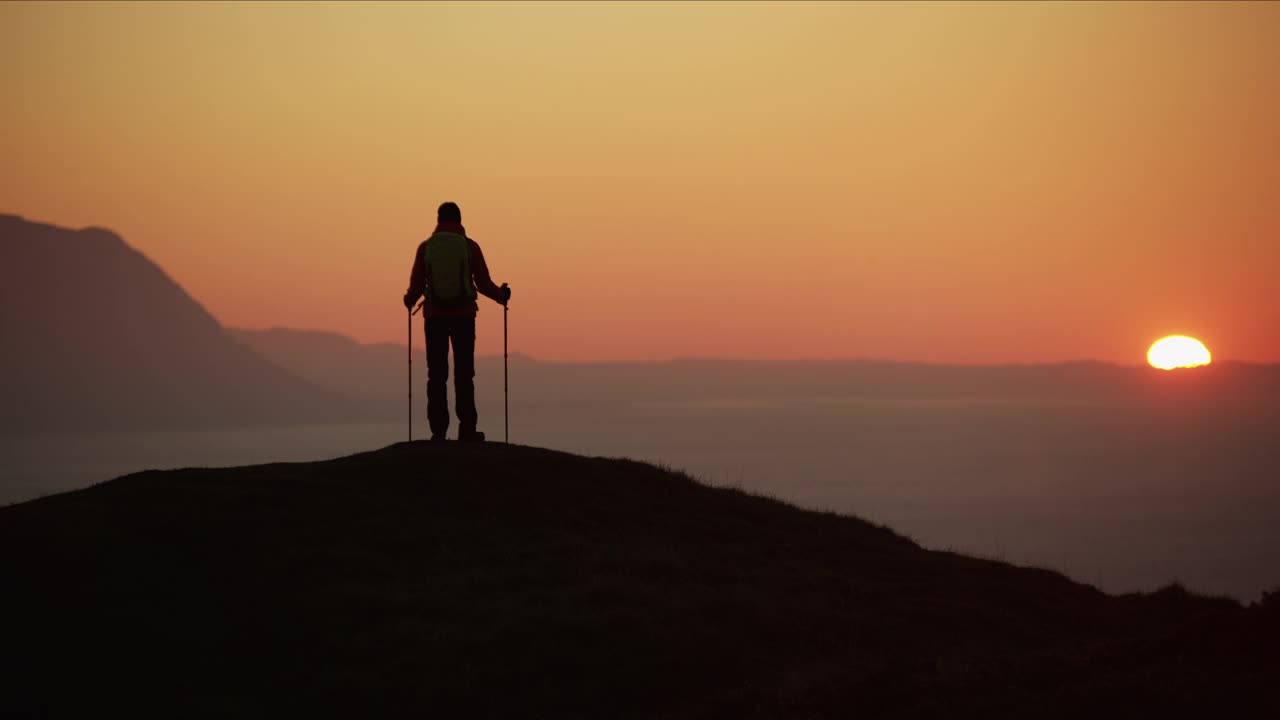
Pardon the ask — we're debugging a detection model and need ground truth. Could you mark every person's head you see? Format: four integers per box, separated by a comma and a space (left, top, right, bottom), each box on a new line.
437, 202, 461, 224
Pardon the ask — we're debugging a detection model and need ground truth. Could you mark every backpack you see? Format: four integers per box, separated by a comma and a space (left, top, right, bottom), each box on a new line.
423, 232, 476, 307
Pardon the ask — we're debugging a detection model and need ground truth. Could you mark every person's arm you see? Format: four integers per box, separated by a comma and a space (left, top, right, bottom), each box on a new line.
403, 241, 427, 308
469, 239, 508, 305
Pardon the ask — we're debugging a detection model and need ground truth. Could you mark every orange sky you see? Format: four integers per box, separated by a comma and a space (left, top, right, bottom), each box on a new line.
3, 1, 1278, 363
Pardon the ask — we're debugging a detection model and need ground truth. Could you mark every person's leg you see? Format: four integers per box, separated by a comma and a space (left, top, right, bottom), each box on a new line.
451, 316, 478, 435
424, 317, 451, 438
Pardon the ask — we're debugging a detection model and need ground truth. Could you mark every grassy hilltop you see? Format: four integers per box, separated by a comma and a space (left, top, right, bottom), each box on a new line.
2, 442, 1277, 718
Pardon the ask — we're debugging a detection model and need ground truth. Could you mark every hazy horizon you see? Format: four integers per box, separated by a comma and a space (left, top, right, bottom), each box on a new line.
233, 323, 1276, 368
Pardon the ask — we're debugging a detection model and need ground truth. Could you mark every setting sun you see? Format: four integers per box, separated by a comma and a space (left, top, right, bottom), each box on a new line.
1147, 336, 1212, 370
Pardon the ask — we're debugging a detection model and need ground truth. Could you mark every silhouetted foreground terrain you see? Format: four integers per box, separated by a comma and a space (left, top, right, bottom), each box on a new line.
2, 444, 1276, 717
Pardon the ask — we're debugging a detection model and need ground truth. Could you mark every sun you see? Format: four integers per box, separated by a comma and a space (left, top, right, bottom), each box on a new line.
1147, 336, 1211, 370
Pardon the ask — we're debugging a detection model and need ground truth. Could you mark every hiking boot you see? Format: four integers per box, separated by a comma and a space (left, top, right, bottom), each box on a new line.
458, 430, 486, 442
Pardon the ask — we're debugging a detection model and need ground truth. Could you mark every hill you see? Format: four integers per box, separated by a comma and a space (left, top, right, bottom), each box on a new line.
0, 215, 360, 432
228, 326, 492, 411
2, 443, 1276, 717
228, 326, 523, 419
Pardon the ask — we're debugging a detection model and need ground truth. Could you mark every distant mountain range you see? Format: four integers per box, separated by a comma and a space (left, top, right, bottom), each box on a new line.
0, 215, 360, 432
232, 326, 1280, 415
5, 212, 1277, 435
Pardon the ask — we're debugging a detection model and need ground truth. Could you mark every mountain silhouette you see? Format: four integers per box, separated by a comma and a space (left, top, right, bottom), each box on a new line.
2, 442, 1276, 717
0, 214, 358, 432
232, 324, 1280, 418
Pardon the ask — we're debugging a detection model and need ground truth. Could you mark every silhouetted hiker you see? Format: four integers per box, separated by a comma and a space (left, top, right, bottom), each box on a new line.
403, 202, 511, 441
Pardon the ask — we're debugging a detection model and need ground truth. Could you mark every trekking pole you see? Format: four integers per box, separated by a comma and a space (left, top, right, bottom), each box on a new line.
502, 284, 509, 444
407, 306, 412, 442
409, 301, 423, 442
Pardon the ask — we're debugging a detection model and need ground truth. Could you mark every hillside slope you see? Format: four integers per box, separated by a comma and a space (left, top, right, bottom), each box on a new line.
0, 215, 359, 431
2, 443, 1276, 717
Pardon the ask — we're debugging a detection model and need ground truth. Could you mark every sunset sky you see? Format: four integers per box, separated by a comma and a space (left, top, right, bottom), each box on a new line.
3, 1, 1277, 363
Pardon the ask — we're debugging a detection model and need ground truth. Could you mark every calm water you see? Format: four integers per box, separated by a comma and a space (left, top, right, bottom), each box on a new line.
3, 398, 1277, 601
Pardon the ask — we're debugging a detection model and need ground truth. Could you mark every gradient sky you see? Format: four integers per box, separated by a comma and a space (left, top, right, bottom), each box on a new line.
3, 1, 1278, 363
